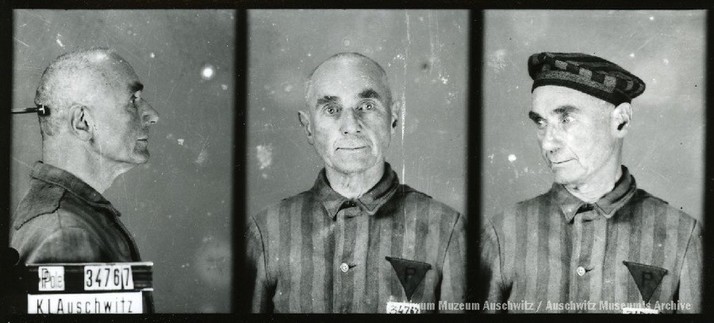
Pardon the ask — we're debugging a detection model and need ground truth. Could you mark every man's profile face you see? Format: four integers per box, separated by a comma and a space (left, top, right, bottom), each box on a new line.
88, 56, 159, 165
305, 57, 396, 175
529, 85, 619, 186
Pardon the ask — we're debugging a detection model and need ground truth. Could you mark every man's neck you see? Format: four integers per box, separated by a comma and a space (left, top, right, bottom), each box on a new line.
43, 141, 131, 193
564, 165, 623, 203
325, 162, 385, 199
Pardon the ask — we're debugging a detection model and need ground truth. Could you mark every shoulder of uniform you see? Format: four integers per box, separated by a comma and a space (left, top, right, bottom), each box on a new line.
489, 191, 549, 223
633, 188, 698, 225
398, 184, 429, 198
252, 190, 314, 221
399, 185, 461, 221
12, 181, 67, 231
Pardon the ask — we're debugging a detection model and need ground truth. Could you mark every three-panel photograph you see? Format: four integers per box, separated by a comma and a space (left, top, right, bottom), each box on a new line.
0, 8, 708, 317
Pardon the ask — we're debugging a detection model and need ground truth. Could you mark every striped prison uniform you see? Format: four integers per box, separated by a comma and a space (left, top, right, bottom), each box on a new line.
247, 163, 466, 313
480, 166, 702, 313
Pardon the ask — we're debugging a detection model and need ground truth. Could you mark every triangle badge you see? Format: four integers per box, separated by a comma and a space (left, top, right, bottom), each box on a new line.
385, 256, 432, 301
623, 261, 668, 303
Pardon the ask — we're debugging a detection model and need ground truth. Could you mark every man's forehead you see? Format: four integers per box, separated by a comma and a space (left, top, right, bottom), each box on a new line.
311, 63, 387, 97
531, 85, 611, 113
94, 58, 142, 92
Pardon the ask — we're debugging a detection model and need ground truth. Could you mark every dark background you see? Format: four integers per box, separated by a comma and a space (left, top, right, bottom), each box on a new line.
482, 10, 705, 223
246, 10, 468, 218
10, 10, 235, 313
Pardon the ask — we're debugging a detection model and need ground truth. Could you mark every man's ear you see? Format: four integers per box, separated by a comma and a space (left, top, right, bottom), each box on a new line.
298, 110, 314, 145
390, 100, 401, 135
69, 104, 93, 141
612, 102, 632, 138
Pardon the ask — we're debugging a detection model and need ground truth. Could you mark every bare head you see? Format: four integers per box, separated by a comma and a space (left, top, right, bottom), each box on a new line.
35, 48, 159, 178
299, 52, 399, 176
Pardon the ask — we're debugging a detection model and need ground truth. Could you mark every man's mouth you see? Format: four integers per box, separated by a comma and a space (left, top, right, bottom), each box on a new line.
337, 146, 367, 151
550, 159, 573, 166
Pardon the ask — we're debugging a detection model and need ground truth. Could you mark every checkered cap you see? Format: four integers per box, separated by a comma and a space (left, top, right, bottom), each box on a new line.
528, 52, 646, 105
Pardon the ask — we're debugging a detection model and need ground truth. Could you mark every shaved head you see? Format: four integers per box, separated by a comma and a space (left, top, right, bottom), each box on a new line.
305, 52, 393, 108
35, 48, 134, 138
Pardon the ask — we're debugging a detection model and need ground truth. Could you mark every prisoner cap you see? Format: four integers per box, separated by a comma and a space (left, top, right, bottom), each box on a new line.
528, 52, 646, 106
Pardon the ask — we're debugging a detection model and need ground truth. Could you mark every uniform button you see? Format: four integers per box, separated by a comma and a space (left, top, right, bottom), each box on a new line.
576, 266, 586, 276
340, 263, 349, 273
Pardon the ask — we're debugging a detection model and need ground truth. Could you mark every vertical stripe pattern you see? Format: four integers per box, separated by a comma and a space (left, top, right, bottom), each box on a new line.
480, 167, 702, 313
248, 164, 465, 313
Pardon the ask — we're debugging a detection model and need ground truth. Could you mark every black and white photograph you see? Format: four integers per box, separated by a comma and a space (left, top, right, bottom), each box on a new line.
245, 9, 468, 313
479, 10, 705, 313
8, 10, 234, 313
1, 6, 711, 317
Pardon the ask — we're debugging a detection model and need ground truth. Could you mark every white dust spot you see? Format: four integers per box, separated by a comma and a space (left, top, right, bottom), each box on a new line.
221, 84, 228, 90
178, 138, 184, 145
508, 154, 517, 162
195, 147, 209, 166
649, 16, 655, 21
663, 58, 669, 65
284, 84, 293, 92
343, 38, 351, 47
150, 52, 155, 58
55, 34, 64, 48
629, 53, 635, 58
256, 144, 273, 170
488, 49, 508, 73
201, 64, 216, 80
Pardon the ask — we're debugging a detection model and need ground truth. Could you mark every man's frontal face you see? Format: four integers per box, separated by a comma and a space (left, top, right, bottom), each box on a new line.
307, 59, 394, 175
529, 85, 619, 186
90, 58, 159, 166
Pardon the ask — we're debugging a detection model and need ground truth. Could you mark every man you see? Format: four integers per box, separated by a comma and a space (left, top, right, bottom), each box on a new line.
247, 52, 466, 313
11, 48, 159, 264
479, 52, 702, 313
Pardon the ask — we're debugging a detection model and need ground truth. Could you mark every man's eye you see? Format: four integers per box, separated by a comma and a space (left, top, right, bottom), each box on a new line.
562, 115, 573, 124
129, 91, 142, 106
324, 105, 338, 115
535, 119, 547, 129
358, 102, 374, 111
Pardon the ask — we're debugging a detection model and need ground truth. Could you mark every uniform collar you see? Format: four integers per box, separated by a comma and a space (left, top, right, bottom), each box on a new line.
313, 162, 400, 220
31, 161, 120, 215
552, 165, 637, 222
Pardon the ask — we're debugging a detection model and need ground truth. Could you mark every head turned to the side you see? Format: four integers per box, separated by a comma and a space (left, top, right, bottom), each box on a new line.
299, 52, 399, 179
527, 52, 645, 193
35, 48, 159, 191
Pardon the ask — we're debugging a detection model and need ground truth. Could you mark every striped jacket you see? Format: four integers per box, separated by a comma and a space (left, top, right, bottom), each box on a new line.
247, 163, 466, 313
480, 166, 702, 313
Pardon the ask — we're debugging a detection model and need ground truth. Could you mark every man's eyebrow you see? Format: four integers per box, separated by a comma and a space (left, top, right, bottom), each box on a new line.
129, 82, 144, 93
528, 111, 542, 121
358, 89, 380, 100
553, 105, 578, 115
316, 96, 339, 106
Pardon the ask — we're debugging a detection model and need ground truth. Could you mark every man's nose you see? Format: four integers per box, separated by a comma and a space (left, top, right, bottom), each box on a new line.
340, 109, 361, 134
540, 125, 560, 154
141, 101, 159, 125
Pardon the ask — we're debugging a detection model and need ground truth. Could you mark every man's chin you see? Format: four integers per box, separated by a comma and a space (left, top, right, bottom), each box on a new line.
329, 159, 380, 175
552, 171, 583, 186
129, 150, 151, 164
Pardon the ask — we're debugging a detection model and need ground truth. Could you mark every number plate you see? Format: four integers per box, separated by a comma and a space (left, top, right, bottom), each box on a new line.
386, 301, 421, 314
38, 266, 65, 291
84, 265, 134, 291
27, 292, 143, 314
